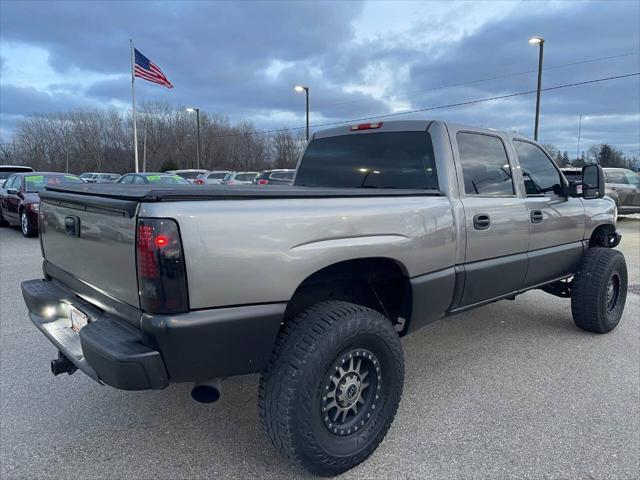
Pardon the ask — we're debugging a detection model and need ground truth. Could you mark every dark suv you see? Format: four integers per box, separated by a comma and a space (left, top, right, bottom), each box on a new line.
254, 169, 295, 185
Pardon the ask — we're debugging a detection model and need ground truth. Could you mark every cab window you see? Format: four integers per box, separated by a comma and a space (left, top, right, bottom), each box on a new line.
513, 140, 563, 195
457, 132, 514, 196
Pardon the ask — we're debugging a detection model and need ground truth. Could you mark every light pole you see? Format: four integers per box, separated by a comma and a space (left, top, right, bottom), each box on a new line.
294, 85, 310, 141
186, 107, 201, 169
528, 36, 545, 141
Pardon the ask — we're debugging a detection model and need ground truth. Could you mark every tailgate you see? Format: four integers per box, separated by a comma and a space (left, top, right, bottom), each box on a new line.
39, 193, 140, 308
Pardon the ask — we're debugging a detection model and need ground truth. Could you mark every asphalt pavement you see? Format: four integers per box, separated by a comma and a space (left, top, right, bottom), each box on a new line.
1, 218, 638, 479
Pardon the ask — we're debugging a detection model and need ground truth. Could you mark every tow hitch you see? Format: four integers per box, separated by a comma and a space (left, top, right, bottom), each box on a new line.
50, 351, 77, 376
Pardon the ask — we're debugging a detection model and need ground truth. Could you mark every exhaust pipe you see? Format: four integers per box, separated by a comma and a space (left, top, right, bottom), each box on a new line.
191, 378, 222, 403
51, 351, 77, 376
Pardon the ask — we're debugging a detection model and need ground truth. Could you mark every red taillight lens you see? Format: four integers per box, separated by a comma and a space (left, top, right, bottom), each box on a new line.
257, 179, 268, 185
350, 122, 383, 131
227, 180, 236, 185
194, 179, 204, 185
136, 218, 189, 314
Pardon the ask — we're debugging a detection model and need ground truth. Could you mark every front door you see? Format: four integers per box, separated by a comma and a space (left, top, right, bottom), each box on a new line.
512, 140, 585, 288
450, 129, 530, 308
5, 176, 22, 222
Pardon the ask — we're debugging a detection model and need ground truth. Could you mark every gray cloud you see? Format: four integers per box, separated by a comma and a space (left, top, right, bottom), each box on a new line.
0, 0, 638, 154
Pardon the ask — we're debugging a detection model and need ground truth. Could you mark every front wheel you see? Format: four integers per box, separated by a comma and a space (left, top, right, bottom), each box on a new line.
258, 301, 404, 476
571, 247, 627, 333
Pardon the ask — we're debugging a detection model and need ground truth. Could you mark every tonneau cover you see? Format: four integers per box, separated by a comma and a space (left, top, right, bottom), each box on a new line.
41, 183, 441, 202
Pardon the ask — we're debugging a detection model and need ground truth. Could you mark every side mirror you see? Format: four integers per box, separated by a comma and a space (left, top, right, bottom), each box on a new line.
582, 164, 605, 199
7, 188, 19, 195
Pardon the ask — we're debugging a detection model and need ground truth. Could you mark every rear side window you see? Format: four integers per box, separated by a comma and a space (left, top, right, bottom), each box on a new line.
294, 131, 438, 189
457, 132, 514, 195
513, 140, 563, 195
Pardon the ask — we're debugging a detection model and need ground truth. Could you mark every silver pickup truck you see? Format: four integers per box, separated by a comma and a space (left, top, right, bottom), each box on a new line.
21, 120, 627, 476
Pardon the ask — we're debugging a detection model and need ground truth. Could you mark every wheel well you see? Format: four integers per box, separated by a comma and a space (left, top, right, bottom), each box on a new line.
589, 224, 616, 248
285, 258, 412, 331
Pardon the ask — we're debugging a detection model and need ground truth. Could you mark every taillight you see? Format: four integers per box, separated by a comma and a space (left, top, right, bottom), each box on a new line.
194, 179, 204, 185
136, 218, 189, 315
257, 179, 268, 185
350, 122, 383, 131
227, 180, 236, 185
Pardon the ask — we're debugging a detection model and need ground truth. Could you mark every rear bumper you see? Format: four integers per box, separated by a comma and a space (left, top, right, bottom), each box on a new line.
21, 278, 286, 390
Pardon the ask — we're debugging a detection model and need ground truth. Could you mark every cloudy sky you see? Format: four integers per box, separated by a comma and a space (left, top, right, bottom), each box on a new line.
1, 0, 639, 154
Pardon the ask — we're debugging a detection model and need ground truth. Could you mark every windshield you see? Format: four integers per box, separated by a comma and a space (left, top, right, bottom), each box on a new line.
145, 174, 189, 185
24, 174, 83, 192
295, 131, 438, 189
208, 172, 228, 179
174, 171, 201, 179
236, 173, 258, 181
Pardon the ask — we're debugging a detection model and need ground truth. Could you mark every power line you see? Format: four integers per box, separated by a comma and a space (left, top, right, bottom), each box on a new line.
316, 51, 639, 109
212, 71, 640, 138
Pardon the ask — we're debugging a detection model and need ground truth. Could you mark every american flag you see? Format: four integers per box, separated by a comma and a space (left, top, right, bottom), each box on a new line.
134, 48, 173, 89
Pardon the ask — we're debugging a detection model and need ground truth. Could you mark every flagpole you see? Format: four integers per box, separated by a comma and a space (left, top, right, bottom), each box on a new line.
130, 39, 139, 173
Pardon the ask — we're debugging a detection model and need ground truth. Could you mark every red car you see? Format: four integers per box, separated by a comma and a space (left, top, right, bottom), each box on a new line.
0, 172, 83, 237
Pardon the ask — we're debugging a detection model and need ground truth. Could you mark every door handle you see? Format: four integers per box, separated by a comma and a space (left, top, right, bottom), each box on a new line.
530, 210, 544, 223
473, 213, 491, 230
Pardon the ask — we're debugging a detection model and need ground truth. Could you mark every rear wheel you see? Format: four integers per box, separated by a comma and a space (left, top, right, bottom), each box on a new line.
0, 207, 8, 227
20, 211, 36, 237
258, 301, 404, 476
571, 247, 627, 333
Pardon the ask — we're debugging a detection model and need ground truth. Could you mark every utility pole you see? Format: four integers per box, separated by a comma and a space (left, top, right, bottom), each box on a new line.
528, 36, 545, 141
576, 114, 582, 163
294, 85, 310, 141
186, 107, 201, 169
142, 118, 148, 172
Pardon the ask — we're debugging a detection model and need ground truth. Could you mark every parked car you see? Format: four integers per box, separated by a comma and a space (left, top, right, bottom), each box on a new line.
21, 120, 625, 476
80, 172, 121, 183
116, 172, 190, 185
603, 167, 640, 215
559, 167, 582, 183
194, 170, 232, 185
166, 169, 208, 183
0, 165, 34, 184
0, 172, 83, 236
222, 171, 258, 185
253, 169, 295, 185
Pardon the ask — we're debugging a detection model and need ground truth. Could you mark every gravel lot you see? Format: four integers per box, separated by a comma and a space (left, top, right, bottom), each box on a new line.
1, 218, 638, 479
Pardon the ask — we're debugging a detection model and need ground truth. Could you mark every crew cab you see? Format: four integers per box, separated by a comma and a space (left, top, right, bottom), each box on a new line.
21, 120, 627, 476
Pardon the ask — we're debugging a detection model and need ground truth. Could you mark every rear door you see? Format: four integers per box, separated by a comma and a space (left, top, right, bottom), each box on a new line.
512, 139, 585, 288
449, 128, 530, 307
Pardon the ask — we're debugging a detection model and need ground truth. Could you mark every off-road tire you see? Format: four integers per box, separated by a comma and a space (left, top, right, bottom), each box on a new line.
571, 247, 627, 333
258, 301, 404, 476
20, 210, 37, 237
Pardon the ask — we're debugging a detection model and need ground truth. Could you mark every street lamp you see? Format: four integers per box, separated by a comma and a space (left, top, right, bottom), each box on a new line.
294, 85, 310, 141
186, 107, 201, 169
528, 36, 545, 141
